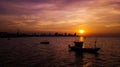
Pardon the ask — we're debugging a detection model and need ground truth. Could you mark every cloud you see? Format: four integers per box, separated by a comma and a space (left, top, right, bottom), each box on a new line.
0, 0, 95, 15
0, 0, 53, 4
0, 19, 15, 25
105, 24, 120, 27
0, 0, 120, 34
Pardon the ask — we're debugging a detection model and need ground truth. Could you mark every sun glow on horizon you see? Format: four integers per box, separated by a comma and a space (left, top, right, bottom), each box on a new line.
79, 29, 85, 34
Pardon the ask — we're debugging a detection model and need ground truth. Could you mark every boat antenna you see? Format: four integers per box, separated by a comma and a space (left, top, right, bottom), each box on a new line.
94, 39, 97, 48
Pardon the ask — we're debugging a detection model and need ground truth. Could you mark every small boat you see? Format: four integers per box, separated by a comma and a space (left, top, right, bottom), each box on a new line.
69, 41, 100, 53
40, 41, 49, 44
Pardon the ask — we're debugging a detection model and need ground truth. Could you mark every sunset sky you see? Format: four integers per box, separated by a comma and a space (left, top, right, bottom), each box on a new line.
0, 0, 120, 36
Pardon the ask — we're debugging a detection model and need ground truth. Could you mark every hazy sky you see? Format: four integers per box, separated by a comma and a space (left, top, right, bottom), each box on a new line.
0, 0, 120, 36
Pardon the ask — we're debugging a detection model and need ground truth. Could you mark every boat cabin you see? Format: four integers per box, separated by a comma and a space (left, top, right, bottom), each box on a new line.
74, 42, 83, 48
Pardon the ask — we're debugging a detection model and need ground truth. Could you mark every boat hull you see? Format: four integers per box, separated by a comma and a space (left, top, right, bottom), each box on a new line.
69, 45, 100, 53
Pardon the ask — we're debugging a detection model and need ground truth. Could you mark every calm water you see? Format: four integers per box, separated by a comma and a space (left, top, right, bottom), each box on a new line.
0, 37, 120, 67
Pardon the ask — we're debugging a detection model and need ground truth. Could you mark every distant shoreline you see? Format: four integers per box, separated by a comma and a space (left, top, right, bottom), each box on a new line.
0, 36, 80, 38
0, 32, 79, 38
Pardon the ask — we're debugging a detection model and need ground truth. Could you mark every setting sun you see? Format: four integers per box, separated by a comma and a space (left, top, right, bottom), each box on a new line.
79, 30, 85, 34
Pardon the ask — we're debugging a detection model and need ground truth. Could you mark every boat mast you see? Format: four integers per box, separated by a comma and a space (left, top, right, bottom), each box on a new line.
94, 40, 97, 48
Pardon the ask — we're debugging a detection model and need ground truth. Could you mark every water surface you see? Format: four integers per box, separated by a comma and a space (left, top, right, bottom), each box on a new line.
0, 37, 120, 67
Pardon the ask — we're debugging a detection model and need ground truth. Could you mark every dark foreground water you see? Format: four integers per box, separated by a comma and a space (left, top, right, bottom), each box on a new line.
0, 37, 120, 67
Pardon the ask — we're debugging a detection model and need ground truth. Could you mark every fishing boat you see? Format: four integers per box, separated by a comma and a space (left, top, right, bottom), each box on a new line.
69, 41, 100, 53
40, 41, 49, 44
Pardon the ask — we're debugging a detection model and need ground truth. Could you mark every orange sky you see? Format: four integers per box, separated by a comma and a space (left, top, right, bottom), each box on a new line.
0, 0, 120, 36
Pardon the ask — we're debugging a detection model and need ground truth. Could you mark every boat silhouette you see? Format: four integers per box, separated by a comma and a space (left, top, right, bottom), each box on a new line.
69, 42, 100, 53
40, 41, 49, 44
